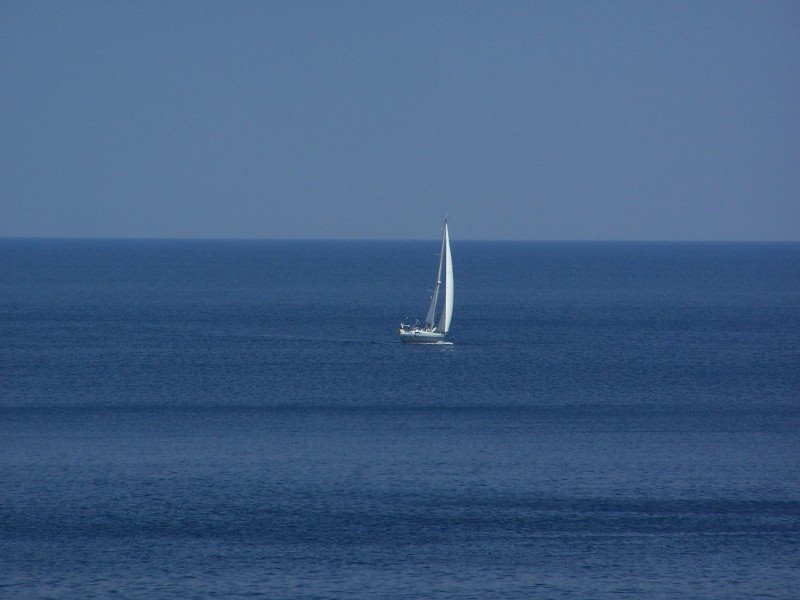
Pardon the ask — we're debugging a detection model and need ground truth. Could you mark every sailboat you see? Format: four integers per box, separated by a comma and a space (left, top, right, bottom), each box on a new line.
398, 218, 453, 343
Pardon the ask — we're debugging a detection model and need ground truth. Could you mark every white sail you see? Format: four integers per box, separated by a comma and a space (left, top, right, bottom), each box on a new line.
437, 222, 453, 334
424, 230, 446, 328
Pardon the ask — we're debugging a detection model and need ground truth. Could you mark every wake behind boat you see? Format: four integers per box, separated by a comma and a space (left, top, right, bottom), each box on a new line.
399, 218, 453, 344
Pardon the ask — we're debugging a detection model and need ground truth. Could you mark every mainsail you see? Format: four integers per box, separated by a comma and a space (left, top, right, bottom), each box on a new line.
422, 221, 453, 333
437, 222, 453, 334
424, 225, 446, 328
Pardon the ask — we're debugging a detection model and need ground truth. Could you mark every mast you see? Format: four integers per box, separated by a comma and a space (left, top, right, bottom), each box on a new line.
424, 222, 446, 328
437, 220, 453, 334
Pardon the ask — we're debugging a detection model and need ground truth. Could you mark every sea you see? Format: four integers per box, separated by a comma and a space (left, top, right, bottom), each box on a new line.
1, 239, 799, 598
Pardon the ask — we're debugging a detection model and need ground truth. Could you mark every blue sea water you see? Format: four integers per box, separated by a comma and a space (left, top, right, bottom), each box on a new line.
1, 239, 799, 598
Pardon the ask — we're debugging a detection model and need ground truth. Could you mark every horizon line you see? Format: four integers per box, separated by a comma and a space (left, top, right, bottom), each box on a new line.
1, 236, 799, 244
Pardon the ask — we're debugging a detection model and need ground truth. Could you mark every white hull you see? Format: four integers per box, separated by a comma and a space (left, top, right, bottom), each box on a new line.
398, 329, 446, 344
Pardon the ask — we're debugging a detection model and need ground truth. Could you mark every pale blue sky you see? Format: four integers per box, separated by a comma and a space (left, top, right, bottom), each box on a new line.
2, 1, 798, 240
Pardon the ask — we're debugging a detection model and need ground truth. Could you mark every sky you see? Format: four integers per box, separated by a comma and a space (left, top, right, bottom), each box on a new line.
1, 1, 799, 240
